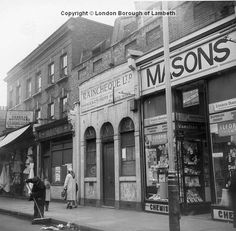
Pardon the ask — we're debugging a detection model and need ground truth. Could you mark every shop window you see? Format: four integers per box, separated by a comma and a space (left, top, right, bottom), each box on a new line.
51, 140, 72, 184
85, 127, 96, 177
208, 72, 236, 205
48, 62, 55, 84
60, 53, 68, 77
143, 93, 166, 126
119, 118, 135, 176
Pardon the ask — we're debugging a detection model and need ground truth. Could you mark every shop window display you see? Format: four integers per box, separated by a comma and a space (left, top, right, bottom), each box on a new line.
145, 134, 169, 202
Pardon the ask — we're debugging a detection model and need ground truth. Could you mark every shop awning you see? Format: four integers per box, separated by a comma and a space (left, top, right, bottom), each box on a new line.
0, 125, 31, 149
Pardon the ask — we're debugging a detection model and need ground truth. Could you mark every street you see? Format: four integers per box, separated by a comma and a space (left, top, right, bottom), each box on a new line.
0, 214, 42, 231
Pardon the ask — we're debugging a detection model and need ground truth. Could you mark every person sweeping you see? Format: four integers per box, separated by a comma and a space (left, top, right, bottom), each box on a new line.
26, 176, 47, 222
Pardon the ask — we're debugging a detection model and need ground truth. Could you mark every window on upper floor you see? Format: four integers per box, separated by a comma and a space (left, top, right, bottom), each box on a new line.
93, 58, 102, 73
60, 95, 68, 118
146, 26, 161, 47
16, 84, 21, 105
35, 72, 42, 93
125, 40, 137, 58
60, 54, 68, 77
35, 107, 41, 123
26, 79, 32, 98
48, 102, 55, 120
78, 67, 86, 81
48, 62, 55, 84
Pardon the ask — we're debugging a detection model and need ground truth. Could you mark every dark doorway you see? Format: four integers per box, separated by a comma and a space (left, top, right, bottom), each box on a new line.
102, 142, 115, 206
101, 122, 115, 207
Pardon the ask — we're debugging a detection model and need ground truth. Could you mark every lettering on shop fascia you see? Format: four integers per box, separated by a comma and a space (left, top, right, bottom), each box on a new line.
38, 124, 71, 139
145, 203, 169, 214
141, 32, 236, 94
213, 208, 234, 221
80, 71, 134, 112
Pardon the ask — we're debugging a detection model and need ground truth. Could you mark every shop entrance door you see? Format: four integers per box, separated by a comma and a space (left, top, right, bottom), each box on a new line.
174, 80, 211, 213
102, 142, 115, 206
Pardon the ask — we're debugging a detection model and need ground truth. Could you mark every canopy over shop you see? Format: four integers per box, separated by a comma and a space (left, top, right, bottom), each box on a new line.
0, 125, 36, 196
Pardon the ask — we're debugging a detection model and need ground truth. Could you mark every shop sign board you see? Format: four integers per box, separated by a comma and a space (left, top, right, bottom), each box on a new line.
209, 110, 236, 124
144, 124, 167, 134
6, 110, 34, 128
145, 203, 169, 214
144, 113, 175, 126
55, 167, 61, 182
183, 89, 199, 108
218, 121, 236, 137
212, 208, 233, 222
146, 132, 167, 145
80, 70, 134, 112
140, 31, 236, 95
209, 98, 236, 114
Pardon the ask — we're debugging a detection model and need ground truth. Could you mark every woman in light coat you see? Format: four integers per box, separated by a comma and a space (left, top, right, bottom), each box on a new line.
63, 168, 76, 209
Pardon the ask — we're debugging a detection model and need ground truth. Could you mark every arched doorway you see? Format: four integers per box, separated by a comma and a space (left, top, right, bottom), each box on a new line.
101, 122, 114, 206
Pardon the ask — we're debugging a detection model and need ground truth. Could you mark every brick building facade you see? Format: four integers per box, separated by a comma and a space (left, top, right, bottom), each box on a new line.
3, 17, 113, 198
72, 1, 236, 214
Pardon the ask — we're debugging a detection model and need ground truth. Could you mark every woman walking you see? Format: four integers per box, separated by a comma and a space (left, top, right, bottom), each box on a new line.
44, 178, 51, 211
63, 167, 76, 209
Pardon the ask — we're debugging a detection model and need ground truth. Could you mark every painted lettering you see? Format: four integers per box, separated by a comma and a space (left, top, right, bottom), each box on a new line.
197, 43, 213, 69
213, 38, 230, 62
144, 36, 232, 89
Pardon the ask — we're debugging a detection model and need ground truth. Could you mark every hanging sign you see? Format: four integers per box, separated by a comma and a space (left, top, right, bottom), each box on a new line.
6, 110, 33, 128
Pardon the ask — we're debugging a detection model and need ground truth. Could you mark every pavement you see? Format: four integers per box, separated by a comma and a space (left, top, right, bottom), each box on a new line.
0, 196, 234, 231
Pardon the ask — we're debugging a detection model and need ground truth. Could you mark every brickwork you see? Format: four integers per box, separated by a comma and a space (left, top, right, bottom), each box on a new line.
5, 18, 113, 123
72, 1, 234, 94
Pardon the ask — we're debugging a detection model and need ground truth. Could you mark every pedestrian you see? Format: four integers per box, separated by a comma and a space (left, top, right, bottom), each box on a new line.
229, 171, 236, 228
63, 167, 76, 209
44, 178, 51, 211
25, 176, 45, 219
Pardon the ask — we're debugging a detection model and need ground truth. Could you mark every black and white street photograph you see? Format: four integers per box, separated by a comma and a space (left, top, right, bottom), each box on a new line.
0, 0, 236, 230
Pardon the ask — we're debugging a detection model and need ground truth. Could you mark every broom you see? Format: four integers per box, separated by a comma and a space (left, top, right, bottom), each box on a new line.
26, 183, 51, 225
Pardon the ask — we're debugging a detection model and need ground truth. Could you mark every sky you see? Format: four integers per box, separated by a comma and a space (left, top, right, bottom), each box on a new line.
0, 0, 138, 106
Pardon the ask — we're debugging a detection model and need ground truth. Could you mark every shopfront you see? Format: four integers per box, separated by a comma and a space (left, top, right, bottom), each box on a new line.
79, 63, 142, 210
138, 26, 236, 215
34, 118, 73, 199
0, 124, 36, 197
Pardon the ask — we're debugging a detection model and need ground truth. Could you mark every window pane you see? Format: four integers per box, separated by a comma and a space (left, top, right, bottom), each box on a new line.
63, 149, 72, 164
52, 150, 62, 167
85, 140, 96, 177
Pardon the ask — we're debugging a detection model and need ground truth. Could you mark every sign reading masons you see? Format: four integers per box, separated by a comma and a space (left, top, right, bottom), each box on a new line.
141, 31, 236, 95
6, 110, 34, 128
80, 70, 134, 112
